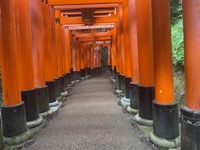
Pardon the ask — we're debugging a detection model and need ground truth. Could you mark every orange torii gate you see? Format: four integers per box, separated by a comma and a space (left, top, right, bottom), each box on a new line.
0, 0, 200, 149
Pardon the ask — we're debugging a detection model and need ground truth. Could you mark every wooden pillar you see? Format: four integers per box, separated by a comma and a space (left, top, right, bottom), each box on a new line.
135, 0, 155, 126
91, 44, 94, 75
64, 27, 72, 85
55, 10, 66, 94
127, 0, 140, 113
80, 42, 85, 77
118, 4, 126, 94
28, 0, 46, 125
0, 0, 32, 145
72, 38, 80, 80
55, 10, 64, 77
111, 26, 117, 75
64, 28, 71, 74
181, 0, 200, 149
42, 2, 58, 107
123, 0, 132, 102
86, 43, 92, 75
30, 0, 45, 87
107, 45, 111, 70
150, 0, 180, 148
84, 43, 87, 75
50, 7, 57, 79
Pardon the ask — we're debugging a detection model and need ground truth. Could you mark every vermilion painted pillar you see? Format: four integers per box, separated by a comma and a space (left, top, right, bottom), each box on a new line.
29, 0, 48, 125
42, 2, 57, 109
135, 0, 155, 126
121, 0, 132, 106
91, 44, 95, 76
84, 43, 88, 76
72, 37, 81, 81
118, 4, 126, 95
150, 0, 180, 148
76, 40, 81, 80
86, 43, 92, 76
46, 7, 60, 106
116, 23, 122, 91
55, 10, 65, 96
0, 0, 32, 145
107, 45, 111, 71
127, 0, 140, 114
80, 42, 86, 78
50, 7, 58, 80
97, 46, 102, 74
111, 26, 117, 78
181, 1, 200, 149
0, 6, 3, 148
64, 27, 72, 85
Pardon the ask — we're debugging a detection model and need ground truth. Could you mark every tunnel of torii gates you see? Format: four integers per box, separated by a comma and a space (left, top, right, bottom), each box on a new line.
0, 0, 199, 149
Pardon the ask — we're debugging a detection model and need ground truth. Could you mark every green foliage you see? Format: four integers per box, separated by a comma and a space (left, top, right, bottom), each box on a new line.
171, 18, 184, 67
171, 0, 184, 68
170, 0, 183, 25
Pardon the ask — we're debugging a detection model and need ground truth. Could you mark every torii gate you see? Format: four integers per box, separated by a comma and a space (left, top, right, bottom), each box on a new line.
0, 0, 199, 149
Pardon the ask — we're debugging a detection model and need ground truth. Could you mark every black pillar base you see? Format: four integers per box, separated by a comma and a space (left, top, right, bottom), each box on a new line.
129, 83, 139, 109
72, 71, 81, 80
85, 68, 88, 76
46, 80, 56, 104
21, 88, 39, 122
1, 102, 27, 137
98, 67, 102, 74
115, 72, 119, 86
125, 77, 131, 99
54, 78, 60, 97
59, 76, 65, 93
107, 65, 112, 71
70, 68, 73, 81
153, 101, 179, 139
138, 86, 155, 120
118, 74, 122, 90
81, 69, 86, 77
121, 75, 126, 94
88, 68, 92, 75
37, 86, 50, 113
181, 106, 200, 150
65, 73, 71, 85
1, 102, 32, 145
113, 66, 117, 79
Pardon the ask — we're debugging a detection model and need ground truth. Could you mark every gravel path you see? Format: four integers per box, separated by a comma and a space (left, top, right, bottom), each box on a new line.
23, 74, 156, 150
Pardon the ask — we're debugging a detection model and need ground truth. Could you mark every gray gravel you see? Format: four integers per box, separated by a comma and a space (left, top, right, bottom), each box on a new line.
23, 74, 156, 150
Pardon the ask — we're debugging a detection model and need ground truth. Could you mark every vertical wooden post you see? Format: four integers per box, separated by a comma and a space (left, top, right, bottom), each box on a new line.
127, 0, 140, 114
118, 4, 126, 94
87, 43, 92, 76
107, 45, 111, 70
80, 42, 85, 78
181, 0, 200, 149
45, 6, 59, 107
27, 0, 47, 126
121, 0, 132, 107
55, 10, 65, 95
84, 43, 88, 76
0, 0, 32, 145
150, 0, 180, 148
111, 26, 117, 77
135, 0, 155, 126
42, 2, 57, 109
91, 44, 95, 76
64, 27, 72, 85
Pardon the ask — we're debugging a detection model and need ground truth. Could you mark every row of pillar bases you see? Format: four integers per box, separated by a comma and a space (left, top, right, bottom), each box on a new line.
112, 68, 182, 149
0, 70, 81, 147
